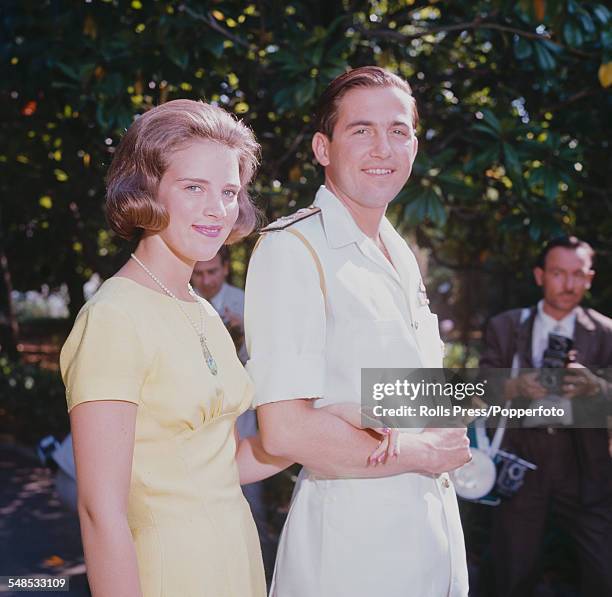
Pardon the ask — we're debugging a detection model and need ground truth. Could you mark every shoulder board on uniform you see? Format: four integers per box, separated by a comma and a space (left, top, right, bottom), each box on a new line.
260, 206, 321, 233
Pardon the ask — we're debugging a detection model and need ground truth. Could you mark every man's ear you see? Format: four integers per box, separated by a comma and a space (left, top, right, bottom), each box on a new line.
406, 136, 418, 177
312, 132, 331, 167
585, 269, 595, 290
533, 266, 544, 287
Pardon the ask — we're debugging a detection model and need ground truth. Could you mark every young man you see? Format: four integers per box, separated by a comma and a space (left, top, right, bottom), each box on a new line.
480, 236, 612, 596
245, 66, 471, 596
192, 246, 248, 363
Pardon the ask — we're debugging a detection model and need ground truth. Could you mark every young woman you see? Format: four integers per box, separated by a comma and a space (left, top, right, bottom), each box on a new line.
60, 100, 290, 597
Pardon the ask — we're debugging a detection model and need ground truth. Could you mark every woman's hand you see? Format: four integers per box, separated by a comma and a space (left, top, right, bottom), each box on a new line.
320, 402, 401, 465
367, 427, 401, 465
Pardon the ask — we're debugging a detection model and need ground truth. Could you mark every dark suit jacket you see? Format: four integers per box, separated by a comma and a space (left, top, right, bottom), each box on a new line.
480, 305, 612, 504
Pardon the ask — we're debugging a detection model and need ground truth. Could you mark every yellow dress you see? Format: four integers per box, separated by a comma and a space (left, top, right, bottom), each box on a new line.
60, 277, 266, 597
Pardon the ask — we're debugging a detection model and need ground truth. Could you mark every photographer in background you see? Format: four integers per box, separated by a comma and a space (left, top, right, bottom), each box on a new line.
191, 248, 273, 576
480, 236, 612, 596
191, 246, 247, 363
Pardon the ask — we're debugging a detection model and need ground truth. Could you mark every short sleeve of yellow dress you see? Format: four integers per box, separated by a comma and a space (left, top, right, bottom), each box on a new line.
60, 277, 266, 597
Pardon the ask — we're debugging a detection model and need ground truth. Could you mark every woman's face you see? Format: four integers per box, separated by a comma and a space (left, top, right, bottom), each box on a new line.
155, 139, 241, 263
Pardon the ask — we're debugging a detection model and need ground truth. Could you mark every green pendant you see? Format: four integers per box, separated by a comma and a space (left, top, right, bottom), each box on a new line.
199, 336, 218, 375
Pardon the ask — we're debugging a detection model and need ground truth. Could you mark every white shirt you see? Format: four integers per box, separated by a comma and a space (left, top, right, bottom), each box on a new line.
245, 186, 468, 597
209, 282, 248, 365
207, 282, 255, 438
531, 299, 577, 368
523, 299, 577, 426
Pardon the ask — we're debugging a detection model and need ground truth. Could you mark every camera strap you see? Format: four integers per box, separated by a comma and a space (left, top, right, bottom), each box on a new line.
474, 307, 531, 458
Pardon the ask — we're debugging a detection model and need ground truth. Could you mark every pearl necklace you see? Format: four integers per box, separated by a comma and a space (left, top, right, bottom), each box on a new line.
130, 254, 218, 375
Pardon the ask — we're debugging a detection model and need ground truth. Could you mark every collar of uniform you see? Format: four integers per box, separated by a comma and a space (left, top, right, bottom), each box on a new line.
312, 186, 404, 289
313, 185, 369, 249
313, 185, 399, 251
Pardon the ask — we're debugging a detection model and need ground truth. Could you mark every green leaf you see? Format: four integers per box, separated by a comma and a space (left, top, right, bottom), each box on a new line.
534, 42, 556, 70
402, 188, 447, 227
472, 123, 500, 138
541, 40, 563, 55
542, 168, 559, 200
396, 184, 423, 205
437, 172, 473, 197
403, 201, 427, 226
433, 148, 457, 167
578, 12, 596, 35
529, 221, 542, 241
56, 62, 80, 81
311, 43, 324, 66
100, 73, 123, 96
166, 46, 189, 69
96, 102, 112, 130
273, 87, 293, 112
294, 79, 316, 107
320, 65, 346, 80
79, 63, 96, 79
480, 109, 501, 134
503, 144, 521, 177
563, 20, 584, 47
464, 145, 500, 173
201, 35, 225, 59
513, 37, 532, 60
593, 5, 610, 26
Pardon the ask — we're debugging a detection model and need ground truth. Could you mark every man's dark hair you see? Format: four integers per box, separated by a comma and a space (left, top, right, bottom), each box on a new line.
218, 245, 230, 265
536, 235, 595, 269
313, 65, 418, 139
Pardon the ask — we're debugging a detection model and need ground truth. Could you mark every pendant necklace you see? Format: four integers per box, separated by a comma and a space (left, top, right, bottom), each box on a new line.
130, 254, 218, 375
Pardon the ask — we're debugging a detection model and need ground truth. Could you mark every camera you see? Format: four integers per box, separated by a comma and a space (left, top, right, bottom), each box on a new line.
538, 333, 573, 393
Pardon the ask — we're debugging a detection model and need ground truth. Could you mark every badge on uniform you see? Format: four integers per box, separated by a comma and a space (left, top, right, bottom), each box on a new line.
417, 278, 430, 306
260, 206, 321, 233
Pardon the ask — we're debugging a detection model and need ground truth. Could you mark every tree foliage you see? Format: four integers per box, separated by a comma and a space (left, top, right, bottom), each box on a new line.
1, 0, 610, 331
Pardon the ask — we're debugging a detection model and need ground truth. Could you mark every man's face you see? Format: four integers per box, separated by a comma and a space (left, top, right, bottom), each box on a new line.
533, 247, 594, 314
312, 85, 418, 211
191, 254, 229, 300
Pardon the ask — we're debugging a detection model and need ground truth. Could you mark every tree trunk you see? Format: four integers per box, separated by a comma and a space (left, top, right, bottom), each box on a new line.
0, 246, 20, 359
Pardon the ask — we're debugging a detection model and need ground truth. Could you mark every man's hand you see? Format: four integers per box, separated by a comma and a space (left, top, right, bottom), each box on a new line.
562, 362, 603, 399
408, 427, 472, 475
223, 307, 243, 330
509, 372, 549, 401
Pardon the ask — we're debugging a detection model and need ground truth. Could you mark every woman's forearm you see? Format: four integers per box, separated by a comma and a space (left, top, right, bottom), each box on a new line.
321, 403, 364, 428
79, 509, 142, 597
236, 435, 293, 485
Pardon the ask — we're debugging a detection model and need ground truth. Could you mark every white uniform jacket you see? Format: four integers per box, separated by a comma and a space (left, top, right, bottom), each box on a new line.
245, 186, 468, 597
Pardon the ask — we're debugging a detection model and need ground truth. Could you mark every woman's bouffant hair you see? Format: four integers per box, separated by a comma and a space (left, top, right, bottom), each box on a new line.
105, 99, 261, 243
314, 65, 419, 139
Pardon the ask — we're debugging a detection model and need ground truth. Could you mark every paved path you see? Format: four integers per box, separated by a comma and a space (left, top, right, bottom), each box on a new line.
0, 444, 89, 596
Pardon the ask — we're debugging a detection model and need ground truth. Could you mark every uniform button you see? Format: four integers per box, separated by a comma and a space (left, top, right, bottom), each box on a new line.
442, 477, 450, 489
414, 321, 419, 330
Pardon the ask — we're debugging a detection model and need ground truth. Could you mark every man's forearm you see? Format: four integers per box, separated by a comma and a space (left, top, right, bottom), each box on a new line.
257, 400, 427, 478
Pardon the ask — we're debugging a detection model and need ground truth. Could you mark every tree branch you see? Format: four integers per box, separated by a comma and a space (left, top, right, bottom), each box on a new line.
181, 6, 251, 50
541, 87, 606, 113
266, 122, 311, 182
356, 20, 595, 58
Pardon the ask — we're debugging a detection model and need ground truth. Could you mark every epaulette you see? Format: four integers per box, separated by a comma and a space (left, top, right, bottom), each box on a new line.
260, 206, 321, 233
